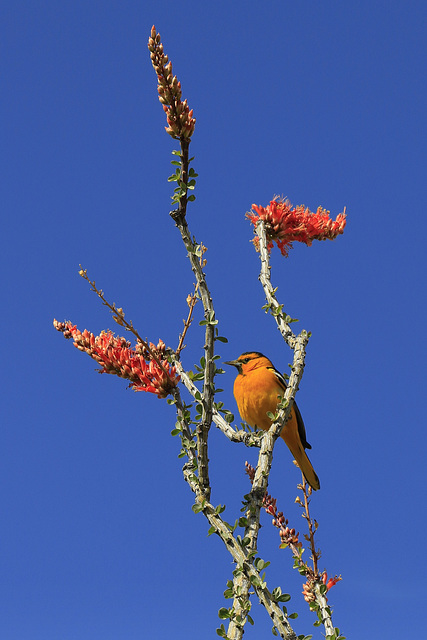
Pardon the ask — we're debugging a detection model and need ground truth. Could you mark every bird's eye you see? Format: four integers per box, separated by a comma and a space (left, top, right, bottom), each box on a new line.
242, 357, 250, 364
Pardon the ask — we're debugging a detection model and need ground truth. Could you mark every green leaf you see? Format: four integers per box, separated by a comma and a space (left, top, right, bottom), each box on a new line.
188, 194, 196, 202
289, 612, 298, 619
192, 372, 204, 381
192, 503, 203, 514
218, 607, 230, 620
207, 525, 217, 536
272, 626, 278, 636
277, 593, 291, 603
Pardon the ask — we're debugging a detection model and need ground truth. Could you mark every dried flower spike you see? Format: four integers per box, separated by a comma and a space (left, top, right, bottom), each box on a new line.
148, 26, 196, 140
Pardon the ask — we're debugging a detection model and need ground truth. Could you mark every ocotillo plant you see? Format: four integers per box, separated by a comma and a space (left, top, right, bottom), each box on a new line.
54, 26, 346, 640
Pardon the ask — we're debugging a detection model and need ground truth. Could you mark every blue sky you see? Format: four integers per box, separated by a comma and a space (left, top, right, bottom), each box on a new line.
2, 1, 426, 638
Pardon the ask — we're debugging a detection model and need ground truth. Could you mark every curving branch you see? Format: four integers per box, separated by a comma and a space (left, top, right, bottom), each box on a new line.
224, 221, 311, 639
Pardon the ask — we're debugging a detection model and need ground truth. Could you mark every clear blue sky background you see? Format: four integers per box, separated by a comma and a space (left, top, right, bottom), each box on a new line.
2, 2, 426, 639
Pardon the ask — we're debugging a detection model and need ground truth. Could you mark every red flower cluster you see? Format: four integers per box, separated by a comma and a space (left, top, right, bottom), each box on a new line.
322, 571, 341, 591
302, 572, 341, 603
53, 320, 179, 399
148, 26, 196, 140
247, 198, 347, 257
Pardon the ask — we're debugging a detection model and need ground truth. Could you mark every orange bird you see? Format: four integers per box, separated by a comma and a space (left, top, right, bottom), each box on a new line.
225, 352, 320, 490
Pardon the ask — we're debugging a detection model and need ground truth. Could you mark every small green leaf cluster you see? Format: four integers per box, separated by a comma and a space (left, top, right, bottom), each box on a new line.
271, 304, 284, 317
240, 493, 259, 517
292, 548, 308, 575
168, 150, 197, 204
199, 310, 218, 326
248, 571, 265, 590
250, 556, 271, 590
215, 623, 230, 638
270, 586, 296, 625
277, 396, 290, 410
191, 497, 207, 514
325, 630, 345, 640
222, 578, 235, 600
189, 355, 225, 405
177, 433, 196, 459
188, 367, 204, 382
217, 604, 253, 627
169, 405, 199, 459
170, 403, 191, 436
217, 567, 254, 636
253, 557, 270, 572
184, 458, 199, 486
310, 597, 345, 638
188, 243, 205, 258
214, 327, 228, 343
271, 586, 291, 604
261, 301, 299, 324
214, 402, 234, 424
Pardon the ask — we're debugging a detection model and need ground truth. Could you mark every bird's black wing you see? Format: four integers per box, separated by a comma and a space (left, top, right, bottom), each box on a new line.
269, 366, 312, 450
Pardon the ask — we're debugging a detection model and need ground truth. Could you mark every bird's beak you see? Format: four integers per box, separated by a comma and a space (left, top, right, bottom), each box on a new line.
224, 359, 242, 372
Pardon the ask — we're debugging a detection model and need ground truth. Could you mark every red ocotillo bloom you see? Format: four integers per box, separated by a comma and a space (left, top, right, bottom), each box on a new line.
53, 320, 179, 399
247, 197, 346, 257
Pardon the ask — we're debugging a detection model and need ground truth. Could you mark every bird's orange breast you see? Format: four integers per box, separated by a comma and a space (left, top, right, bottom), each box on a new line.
233, 367, 284, 432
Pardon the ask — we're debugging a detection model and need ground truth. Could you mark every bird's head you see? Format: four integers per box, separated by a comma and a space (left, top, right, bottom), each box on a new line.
224, 352, 272, 375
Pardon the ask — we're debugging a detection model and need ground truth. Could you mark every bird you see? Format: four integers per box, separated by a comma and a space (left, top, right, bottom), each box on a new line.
225, 351, 320, 490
